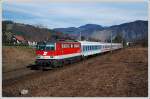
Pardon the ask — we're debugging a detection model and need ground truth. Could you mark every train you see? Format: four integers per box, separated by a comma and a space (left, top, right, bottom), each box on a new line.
35, 40, 123, 69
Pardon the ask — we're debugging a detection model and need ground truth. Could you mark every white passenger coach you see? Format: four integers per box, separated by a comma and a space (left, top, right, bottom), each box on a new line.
79, 41, 123, 56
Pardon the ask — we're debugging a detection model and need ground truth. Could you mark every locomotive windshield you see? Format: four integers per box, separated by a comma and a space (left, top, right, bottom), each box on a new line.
45, 44, 55, 51
36, 43, 55, 51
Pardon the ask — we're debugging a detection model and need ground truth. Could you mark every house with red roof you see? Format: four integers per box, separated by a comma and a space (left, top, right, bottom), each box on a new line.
12, 35, 26, 45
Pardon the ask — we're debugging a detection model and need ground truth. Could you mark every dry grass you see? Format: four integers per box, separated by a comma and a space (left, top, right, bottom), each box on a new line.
3, 47, 148, 97
2, 46, 36, 72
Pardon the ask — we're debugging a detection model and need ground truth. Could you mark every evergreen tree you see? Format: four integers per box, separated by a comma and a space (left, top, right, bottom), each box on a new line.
113, 33, 123, 43
112, 33, 127, 46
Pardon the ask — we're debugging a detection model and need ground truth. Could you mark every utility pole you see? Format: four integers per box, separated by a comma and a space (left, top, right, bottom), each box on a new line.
111, 32, 112, 53
122, 40, 124, 48
80, 32, 82, 41
121, 31, 124, 48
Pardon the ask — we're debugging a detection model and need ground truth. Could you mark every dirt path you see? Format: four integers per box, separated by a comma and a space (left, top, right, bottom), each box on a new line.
2, 47, 148, 97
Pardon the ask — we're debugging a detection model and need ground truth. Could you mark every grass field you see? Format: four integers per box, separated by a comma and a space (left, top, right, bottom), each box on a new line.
2, 46, 36, 72
2, 47, 148, 97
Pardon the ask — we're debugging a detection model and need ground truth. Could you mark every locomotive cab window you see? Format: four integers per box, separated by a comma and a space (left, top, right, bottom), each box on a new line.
36, 45, 45, 50
36, 43, 55, 51
45, 44, 55, 51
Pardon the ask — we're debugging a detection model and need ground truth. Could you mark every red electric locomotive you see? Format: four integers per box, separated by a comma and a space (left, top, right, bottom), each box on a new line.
35, 40, 82, 68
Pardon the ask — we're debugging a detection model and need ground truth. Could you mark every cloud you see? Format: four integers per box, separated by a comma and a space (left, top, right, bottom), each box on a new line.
3, 1, 148, 28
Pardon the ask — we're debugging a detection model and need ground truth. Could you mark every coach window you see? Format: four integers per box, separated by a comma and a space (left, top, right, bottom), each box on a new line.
86, 46, 88, 51
82, 46, 84, 51
84, 46, 86, 51
83, 46, 84, 51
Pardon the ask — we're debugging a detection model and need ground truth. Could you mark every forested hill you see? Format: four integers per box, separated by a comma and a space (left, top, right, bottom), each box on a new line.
2, 20, 148, 46
2, 21, 66, 42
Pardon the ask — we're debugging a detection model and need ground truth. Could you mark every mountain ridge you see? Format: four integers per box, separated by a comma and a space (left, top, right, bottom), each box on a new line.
2, 20, 148, 44
53, 20, 148, 42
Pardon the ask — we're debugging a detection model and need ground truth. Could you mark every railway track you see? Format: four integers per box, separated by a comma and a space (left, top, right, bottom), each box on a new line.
2, 59, 84, 81
3, 67, 39, 81
2, 49, 120, 81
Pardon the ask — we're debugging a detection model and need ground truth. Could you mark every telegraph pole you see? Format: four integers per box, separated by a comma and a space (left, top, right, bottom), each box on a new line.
111, 32, 112, 53
80, 32, 82, 41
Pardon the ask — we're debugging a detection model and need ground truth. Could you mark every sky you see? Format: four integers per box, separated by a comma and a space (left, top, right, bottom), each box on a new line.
2, 0, 148, 29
